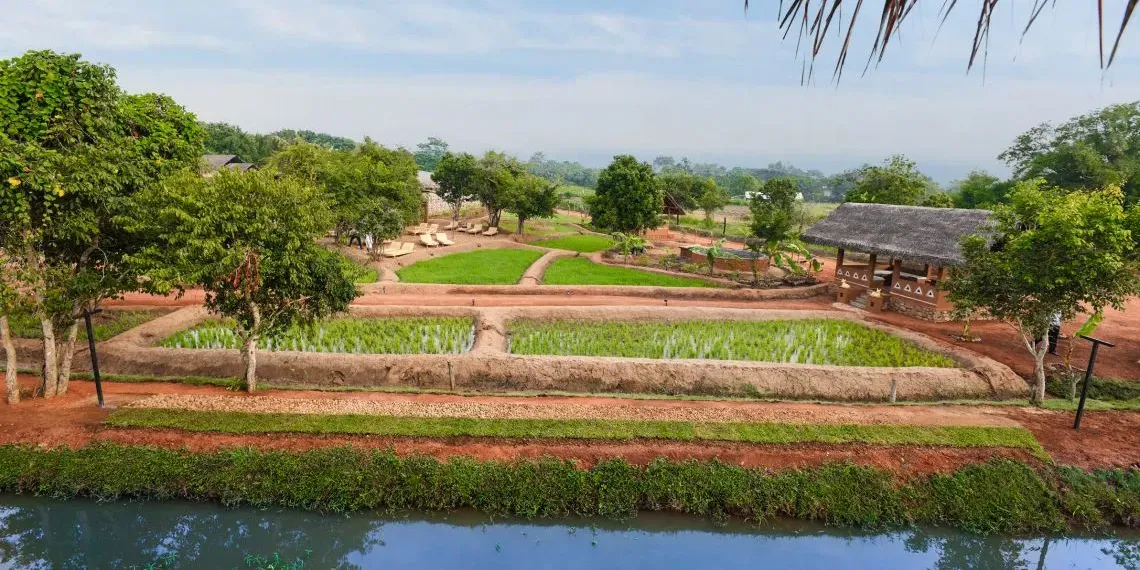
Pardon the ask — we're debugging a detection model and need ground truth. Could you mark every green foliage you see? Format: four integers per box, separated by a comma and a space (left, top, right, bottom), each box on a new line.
396, 249, 545, 285
750, 178, 799, 242
722, 170, 761, 197
353, 199, 404, 245
466, 151, 526, 228
525, 152, 599, 188
507, 319, 956, 367
201, 123, 355, 164
951, 170, 1011, 209
162, 317, 474, 354
542, 257, 718, 287
921, 193, 956, 208
844, 155, 935, 205
108, 409, 1044, 456
272, 129, 355, 151
947, 181, 1140, 402
532, 235, 615, 253
432, 152, 479, 218
695, 178, 729, 225
609, 232, 648, 262
125, 169, 358, 388
7, 310, 159, 342
268, 139, 422, 235
589, 155, 662, 233
505, 174, 560, 234
658, 171, 705, 211
1046, 374, 1140, 401
413, 137, 449, 171
3, 444, 1130, 533
337, 256, 378, 283
1000, 102, 1140, 204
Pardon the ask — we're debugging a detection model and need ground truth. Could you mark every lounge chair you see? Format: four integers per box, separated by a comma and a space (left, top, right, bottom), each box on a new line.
407, 223, 427, 235
481, 227, 499, 237
420, 233, 440, 247
465, 224, 483, 234
444, 220, 459, 231
425, 224, 439, 235
381, 241, 404, 257
382, 242, 415, 257
435, 232, 454, 246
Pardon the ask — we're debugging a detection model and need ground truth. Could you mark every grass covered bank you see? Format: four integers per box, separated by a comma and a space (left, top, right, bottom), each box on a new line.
397, 249, 545, 285
0, 443, 1137, 534
542, 257, 719, 287
107, 408, 1047, 459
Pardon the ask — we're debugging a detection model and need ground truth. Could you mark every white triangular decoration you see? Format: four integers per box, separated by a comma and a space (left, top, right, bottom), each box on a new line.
904, 284, 912, 292
914, 287, 923, 296
844, 270, 850, 277
927, 289, 935, 298
893, 282, 901, 289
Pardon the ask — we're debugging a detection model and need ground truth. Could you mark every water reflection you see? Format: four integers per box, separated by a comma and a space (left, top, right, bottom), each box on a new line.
0, 495, 1135, 569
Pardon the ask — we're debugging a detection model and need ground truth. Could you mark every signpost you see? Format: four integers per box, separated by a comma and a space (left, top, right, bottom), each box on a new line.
1073, 335, 1115, 430
83, 309, 105, 408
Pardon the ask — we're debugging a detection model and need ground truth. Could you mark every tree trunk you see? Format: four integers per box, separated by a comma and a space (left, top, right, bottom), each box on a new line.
1031, 326, 1049, 404
39, 319, 58, 398
241, 303, 262, 393
55, 320, 80, 395
1, 316, 18, 404
489, 208, 502, 228
517, 216, 526, 235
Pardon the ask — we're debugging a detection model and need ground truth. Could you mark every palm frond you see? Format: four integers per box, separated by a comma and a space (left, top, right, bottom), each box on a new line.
748, 0, 1137, 80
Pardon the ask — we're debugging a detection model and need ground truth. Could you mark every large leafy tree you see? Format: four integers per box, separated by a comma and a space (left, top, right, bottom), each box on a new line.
951, 170, 1012, 209
1000, 102, 1140, 204
432, 152, 479, 220
413, 137, 449, 172
749, 177, 818, 277
844, 155, 934, 206
695, 178, 729, 226
505, 174, 559, 235
525, 152, 598, 188
126, 169, 358, 391
472, 151, 523, 228
946, 181, 1139, 403
201, 122, 281, 164
589, 155, 662, 233
0, 50, 204, 397
658, 171, 703, 211
272, 129, 355, 151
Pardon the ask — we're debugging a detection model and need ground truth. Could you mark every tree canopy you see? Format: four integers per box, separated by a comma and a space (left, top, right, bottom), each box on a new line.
127, 169, 358, 391
1000, 102, 1140, 205
505, 174, 560, 235
525, 152, 599, 188
950, 170, 1011, 209
947, 181, 1139, 402
202, 122, 356, 164
432, 152, 479, 220
844, 155, 936, 206
589, 156, 662, 233
0, 50, 205, 397
413, 137, 449, 172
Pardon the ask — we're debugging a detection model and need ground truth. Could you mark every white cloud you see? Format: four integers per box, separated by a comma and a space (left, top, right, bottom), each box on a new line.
114, 66, 1140, 172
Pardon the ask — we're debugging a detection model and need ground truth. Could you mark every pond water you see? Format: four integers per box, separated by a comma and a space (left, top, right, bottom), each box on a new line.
1, 495, 1137, 569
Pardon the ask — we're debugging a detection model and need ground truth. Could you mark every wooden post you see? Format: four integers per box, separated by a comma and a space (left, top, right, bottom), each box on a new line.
835, 248, 845, 278
867, 253, 877, 286
891, 259, 902, 290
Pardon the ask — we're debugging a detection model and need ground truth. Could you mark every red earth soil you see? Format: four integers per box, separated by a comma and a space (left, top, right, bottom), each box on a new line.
4, 377, 1138, 473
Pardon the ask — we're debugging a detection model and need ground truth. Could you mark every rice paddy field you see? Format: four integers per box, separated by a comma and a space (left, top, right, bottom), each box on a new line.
542, 257, 718, 287
8, 310, 164, 342
532, 234, 614, 253
161, 317, 475, 355
507, 319, 957, 367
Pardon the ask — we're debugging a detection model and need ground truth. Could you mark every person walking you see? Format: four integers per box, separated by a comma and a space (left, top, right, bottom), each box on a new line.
1047, 312, 1062, 356
364, 233, 374, 255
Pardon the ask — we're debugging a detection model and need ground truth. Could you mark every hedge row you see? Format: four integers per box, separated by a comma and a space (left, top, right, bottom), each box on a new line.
1, 443, 1138, 535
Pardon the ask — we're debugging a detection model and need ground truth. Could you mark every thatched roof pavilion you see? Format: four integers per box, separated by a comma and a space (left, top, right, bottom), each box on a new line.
801, 203, 993, 320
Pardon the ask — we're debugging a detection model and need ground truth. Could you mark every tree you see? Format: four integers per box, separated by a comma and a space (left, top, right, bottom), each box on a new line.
658, 171, 702, 212
921, 193, 956, 208
844, 155, 934, 205
525, 152, 598, 188
506, 174, 559, 235
589, 155, 662, 233
354, 199, 405, 257
0, 268, 20, 404
432, 152, 479, 220
126, 169, 358, 391
723, 170, 761, 197
652, 156, 676, 172
610, 232, 648, 263
952, 170, 1010, 209
1000, 103, 1140, 204
472, 151, 523, 228
201, 122, 281, 164
748, 177, 821, 276
696, 178, 729, 226
413, 137, 449, 172
0, 50, 204, 398
946, 181, 1139, 403
272, 129, 356, 151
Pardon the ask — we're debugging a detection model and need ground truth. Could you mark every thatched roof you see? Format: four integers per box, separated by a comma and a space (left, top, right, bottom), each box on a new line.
663, 193, 686, 216
417, 171, 439, 192
203, 154, 241, 169
800, 203, 993, 266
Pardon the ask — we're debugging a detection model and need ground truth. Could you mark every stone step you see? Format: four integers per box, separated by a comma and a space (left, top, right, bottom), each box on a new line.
848, 293, 869, 309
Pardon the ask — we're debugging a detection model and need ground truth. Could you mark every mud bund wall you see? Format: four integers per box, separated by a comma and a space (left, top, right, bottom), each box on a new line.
13, 305, 1028, 401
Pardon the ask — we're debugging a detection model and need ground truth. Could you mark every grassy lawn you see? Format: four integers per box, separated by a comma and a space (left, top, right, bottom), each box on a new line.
107, 408, 1045, 457
542, 257, 718, 287
162, 317, 474, 354
508, 318, 957, 367
533, 235, 614, 253
397, 248, 545, 285
500, 213, 584, 237
8, 310, 162, 342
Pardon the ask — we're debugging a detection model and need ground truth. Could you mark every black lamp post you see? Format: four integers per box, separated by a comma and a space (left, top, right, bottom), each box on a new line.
83, 309, 104, 408
1072, 335, 1115, 430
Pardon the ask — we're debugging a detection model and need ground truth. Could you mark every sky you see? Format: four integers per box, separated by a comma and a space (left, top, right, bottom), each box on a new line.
2, 1, 1138, 183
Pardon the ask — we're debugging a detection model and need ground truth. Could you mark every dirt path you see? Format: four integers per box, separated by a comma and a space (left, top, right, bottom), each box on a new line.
6, 377, 1139, 471
126, 392, 1020, 427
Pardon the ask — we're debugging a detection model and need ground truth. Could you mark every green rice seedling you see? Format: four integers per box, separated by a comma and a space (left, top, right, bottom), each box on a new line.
161, 317, 475, 355
507, 318, 956, 367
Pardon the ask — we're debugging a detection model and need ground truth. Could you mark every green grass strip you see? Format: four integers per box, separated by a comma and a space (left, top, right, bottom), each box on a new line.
396, 248, 545, 285
542, 257, 719, 287
106, 408, 1047, 459
0, 443, 1136, 533
532, 235, 615, 253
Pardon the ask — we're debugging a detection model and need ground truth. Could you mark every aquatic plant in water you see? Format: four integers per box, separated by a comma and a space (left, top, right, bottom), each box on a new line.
162, 317, 475, 355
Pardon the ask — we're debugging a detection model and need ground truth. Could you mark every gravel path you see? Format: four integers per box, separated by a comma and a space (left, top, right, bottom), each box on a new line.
127, 393, 1018, 427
